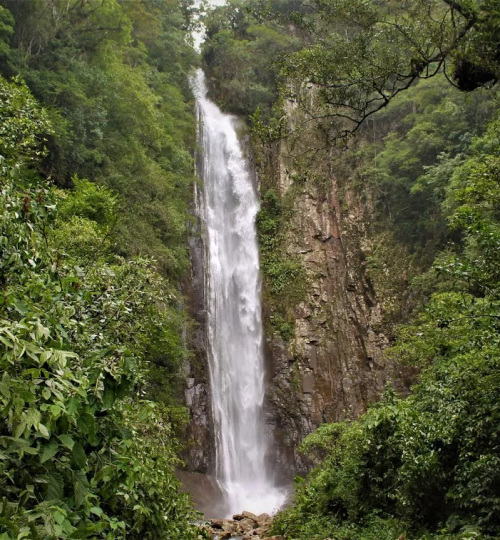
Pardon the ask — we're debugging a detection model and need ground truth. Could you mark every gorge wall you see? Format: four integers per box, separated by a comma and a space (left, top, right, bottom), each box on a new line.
256, 120, 414, 477
182, 181, 214, 474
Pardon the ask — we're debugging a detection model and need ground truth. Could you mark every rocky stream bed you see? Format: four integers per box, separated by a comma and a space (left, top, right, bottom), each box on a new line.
200, 511, 284, 540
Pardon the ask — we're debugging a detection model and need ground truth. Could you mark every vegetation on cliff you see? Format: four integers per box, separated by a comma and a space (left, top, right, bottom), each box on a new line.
278, 0, 500, 144
271, 115, 500, 537
202, 0, 302, 118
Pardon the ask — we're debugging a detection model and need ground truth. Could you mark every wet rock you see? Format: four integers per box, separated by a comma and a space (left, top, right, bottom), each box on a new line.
242, 511, 259, 522
183, 210, 214, 475
236, 517, 257, 533
302, 372, 315, 394
202, 508, 276, 540
256, 513, 272, 527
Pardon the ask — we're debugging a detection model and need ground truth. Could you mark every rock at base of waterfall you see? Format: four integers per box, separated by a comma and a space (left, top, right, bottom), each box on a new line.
209, 519, 225, 529
238, 517, 257, 531
202, 510, 275, 539
256, 513, 272, 527
233, 510, 271, 526
241, 510, 259, 522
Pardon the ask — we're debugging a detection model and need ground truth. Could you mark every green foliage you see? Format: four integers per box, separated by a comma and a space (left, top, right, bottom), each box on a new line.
0, 0, 198, 277
347, 75, 498, 322
0, 76, 52, 162
277, 0, 500, 143
58, 177, 118, 228
202, 0, 302, 118
0, 73, 201, 539
270, 112, 500, 540
257, 188, 307, 340
363, 77, 496, 253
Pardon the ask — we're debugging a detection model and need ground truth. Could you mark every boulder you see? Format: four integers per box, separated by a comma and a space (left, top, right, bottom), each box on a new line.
256, 513, 272, 527
242, 511, 259, 522
236, 517, 257, 534
203, 509, 274, 539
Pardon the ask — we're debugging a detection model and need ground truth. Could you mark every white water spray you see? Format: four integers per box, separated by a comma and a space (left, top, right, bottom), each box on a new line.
192, 70, 285, 517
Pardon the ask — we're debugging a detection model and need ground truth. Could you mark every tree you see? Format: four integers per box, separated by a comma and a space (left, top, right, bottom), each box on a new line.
279, 0, 500, 143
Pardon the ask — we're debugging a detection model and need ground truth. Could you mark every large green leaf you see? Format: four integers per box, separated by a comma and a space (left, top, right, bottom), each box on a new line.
45, 472, 64, 501
71, 443, 87, 470
73, 471, 88, 508
58, 434, 75, 450
41, 440, 59, 463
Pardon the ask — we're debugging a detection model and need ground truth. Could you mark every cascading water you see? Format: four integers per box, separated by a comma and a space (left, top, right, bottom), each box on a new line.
192, 69, 285, 517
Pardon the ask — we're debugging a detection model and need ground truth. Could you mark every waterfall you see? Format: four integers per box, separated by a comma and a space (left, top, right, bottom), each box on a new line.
191, 69, 285, 517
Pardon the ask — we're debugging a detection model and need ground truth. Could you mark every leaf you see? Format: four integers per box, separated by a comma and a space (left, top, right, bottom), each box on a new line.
102, 386, 116, 410
52, 350, 78, 370
0, 372, 11, 398
14, 420, 27, 438
38, 423, 49, 438
41, 440, 59, 463
45, 472, 64, 501
16, 388, 35, 402
71, 443, 87, 470
66, 397, 78, 415
22, 368, 40, 379
25, 408, 41, 429
72, 520, 108, 539
0, 382, 10, 399
58, 434, 75, 450
40, 350, 52, 366
74, 470, 88, 508
13, 300, 29, 315
50, 404, 61, 419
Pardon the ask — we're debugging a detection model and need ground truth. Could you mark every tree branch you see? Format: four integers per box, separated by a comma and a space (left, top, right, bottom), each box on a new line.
441, 0, 478, 22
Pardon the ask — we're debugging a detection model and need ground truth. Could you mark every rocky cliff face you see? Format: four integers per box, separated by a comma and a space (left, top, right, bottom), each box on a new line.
182, 186, 214, 474
257, 116, 414, 478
